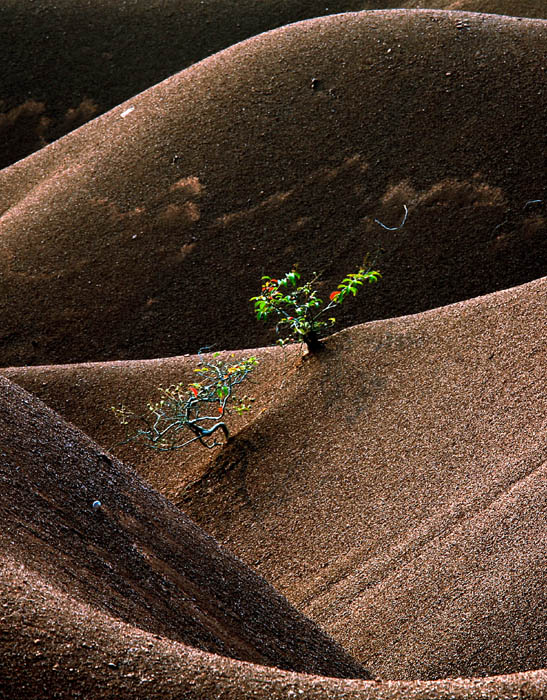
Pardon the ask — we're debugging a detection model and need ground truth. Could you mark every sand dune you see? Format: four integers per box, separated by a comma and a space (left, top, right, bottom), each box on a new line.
7, 276, 546, 683
177, 277, 546, 681
0, 0, 363, 169
2, 1, 544, 168
0, 374, 369, 682
403, 0, 546, 15
1, 10, 545, 366
3, 559, 546, 700
1, 3, 546, 698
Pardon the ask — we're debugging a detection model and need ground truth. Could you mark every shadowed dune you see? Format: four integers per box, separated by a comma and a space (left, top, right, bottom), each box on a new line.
0, 0, 365, 168
2, 0, 544, 168
1, 10, 545, 366
3, 562, 547, 700
177, 278, 547, 681
0, 375, 369, 682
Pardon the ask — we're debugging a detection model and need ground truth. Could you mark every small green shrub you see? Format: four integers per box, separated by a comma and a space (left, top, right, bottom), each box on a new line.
112, 352, 258, 450
251, 260, 381, 352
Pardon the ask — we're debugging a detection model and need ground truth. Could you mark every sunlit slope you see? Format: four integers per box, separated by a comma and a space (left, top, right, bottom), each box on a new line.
0, 0, 373, 169
3, 562, 547, 699
418, 0, 546, 15
5, 277, 546, 681
175, 278, 546, 680
0, 375, 369, 680
0, 10, 545, 366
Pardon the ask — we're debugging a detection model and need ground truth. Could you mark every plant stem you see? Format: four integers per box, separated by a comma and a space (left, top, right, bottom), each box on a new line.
304, 330, 325, 353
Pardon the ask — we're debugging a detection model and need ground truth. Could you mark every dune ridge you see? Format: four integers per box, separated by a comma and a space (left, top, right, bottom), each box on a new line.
2, 0, 545, 168
3, 557, 547, 700
0, 374, 370, 681
175, 276, 547, 680
174, 277, 547, 679
3, 279, 546, 695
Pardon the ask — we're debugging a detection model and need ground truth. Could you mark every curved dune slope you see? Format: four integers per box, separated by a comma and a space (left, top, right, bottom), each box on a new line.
403, 0, 546, 16
0, 375, 369, 681
3, 568, 547, 700
1, 10, 545, 367
1, 346, 290, 500
178, 277, 547, 681
2, 1, 544, 169
4, 281, 546, 696
0, 0, 366, 169
2, 3, 546, 699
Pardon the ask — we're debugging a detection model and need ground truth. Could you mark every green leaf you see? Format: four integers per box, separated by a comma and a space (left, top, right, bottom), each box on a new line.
286, 270, 300, 286
217, 385, 229, 399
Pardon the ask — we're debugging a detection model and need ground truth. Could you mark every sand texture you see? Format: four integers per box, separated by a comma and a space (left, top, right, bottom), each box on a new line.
1, 2, 546, 698
1, 10, 545, 366
2, 0, 545, 168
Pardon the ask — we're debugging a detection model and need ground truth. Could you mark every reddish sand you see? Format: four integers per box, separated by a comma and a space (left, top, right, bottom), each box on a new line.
0, 0, 366, 168
0, 375, 368, 679
1, 2, 546, 699
404, 0, 546, 14
6, 276, 546, 681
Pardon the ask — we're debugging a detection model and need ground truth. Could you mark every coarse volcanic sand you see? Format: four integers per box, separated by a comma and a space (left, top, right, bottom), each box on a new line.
2, 0, 544, 168
1, 2, 546, 699
0, 0, 365, 169
0, 376, 369, 683
5, 277, 547, 686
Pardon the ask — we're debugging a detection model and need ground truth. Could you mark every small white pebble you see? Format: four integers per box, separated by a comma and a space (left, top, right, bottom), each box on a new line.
120, 106, 135, 118
92, 500, 102, 510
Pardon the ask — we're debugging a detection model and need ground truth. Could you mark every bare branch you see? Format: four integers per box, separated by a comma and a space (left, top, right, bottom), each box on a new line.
112, 353, 257, 451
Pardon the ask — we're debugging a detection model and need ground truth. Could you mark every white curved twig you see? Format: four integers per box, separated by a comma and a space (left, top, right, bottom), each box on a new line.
374, 204, 408, 231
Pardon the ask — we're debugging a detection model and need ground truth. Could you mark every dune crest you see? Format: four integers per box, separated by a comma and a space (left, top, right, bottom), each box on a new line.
5, 277, 546, 683
1, 3, 546, 698
176, 277, 547, 680
2, 1, 544, 167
